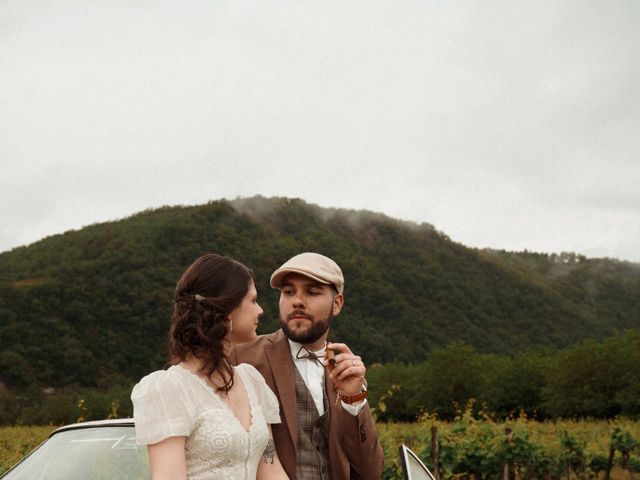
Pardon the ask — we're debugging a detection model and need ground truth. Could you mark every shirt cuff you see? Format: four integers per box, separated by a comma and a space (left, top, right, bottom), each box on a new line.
341, 398, 367, 416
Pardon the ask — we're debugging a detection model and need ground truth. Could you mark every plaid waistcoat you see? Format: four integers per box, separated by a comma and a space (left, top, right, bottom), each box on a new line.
294, 367, 330, 480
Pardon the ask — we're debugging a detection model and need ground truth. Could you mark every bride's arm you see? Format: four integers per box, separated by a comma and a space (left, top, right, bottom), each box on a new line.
147, 436, 188, 480
257, 426, 289, 479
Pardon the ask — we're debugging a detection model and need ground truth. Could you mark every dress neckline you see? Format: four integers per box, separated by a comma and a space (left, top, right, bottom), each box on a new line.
173, 364, 255, 434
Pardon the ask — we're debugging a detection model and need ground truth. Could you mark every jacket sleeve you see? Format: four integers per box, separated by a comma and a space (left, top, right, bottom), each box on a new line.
336, 401, 384, 479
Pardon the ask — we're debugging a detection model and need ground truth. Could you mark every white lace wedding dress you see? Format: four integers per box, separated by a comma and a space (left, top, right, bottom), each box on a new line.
131, 363, 280, 480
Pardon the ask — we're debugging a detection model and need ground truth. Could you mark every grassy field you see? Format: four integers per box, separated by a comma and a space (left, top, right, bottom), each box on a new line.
1, 419, 639, 478
0, 425, 56, 475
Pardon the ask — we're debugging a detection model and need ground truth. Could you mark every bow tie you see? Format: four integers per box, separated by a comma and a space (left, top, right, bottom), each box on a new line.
295, 346, 324, 366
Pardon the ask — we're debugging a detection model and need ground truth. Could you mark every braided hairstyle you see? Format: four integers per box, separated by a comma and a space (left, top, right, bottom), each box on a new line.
169, 253, 254, 393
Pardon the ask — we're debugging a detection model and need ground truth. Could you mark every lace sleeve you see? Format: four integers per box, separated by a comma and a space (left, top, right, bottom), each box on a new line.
239, 364, 281, 424
131, 369, 193, 445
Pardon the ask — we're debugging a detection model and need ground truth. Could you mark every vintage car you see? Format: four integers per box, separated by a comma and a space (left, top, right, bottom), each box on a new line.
1, 419, 436, 480
399, 443, 437, 480
1, 419, 149, 480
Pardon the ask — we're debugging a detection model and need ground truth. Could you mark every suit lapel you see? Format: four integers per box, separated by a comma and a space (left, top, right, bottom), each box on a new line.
265, 331, 298, 448
325, 366, 340, 464
325, 371, 337, 407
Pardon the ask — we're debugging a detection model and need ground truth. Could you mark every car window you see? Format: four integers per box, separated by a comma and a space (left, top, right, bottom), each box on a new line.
399, 444, 436, 480
2, 426, 150, 480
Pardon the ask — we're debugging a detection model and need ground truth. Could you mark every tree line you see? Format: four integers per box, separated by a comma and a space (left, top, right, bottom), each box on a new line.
368, 331, 640, 422
0, 331, 638, 425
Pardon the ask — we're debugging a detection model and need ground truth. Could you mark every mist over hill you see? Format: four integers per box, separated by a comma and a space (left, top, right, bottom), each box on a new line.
0, 196, 638, 390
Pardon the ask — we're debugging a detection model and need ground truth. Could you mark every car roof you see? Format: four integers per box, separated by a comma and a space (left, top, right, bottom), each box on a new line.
51, 418, 135, 436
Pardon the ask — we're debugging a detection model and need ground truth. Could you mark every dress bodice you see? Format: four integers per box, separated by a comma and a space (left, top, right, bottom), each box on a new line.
132, 363, 280, 480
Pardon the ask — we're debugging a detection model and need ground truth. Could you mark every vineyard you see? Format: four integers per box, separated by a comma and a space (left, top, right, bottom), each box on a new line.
378, 412, 640, 480
0, 425, 53, 475
1, 416, 639, 479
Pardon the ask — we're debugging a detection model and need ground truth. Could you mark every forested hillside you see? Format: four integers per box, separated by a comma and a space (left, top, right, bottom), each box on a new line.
1, 196, 639, 391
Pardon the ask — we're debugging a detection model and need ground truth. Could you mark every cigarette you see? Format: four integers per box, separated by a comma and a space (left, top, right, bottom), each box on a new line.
325, 348, 336, 365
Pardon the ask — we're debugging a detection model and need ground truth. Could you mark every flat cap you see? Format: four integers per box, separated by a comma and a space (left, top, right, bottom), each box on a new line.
270, 252, 344, 293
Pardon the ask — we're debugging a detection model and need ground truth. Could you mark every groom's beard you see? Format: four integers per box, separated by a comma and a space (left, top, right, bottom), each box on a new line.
280, 309, 333, 345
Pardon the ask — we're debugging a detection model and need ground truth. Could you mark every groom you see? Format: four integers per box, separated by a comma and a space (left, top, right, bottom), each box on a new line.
230, 252, 384, 479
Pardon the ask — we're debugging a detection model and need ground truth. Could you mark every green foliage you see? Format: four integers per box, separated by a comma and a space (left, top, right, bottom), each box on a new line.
438, 409, 503, 478
611, 427, 640, 470
0, 425, 54, 475
542, 332, 640, 418
0, 351, 36, 389
0, 386, 133, 425
0, 196, 639, 421
369, 333, 640, 422
378, 415, 640, 479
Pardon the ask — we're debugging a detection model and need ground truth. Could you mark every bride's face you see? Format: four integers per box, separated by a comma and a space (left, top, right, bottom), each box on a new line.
227, 280, 263, 344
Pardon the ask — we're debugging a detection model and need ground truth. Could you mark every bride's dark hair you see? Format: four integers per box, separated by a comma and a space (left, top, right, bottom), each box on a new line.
169, 253, 254, 393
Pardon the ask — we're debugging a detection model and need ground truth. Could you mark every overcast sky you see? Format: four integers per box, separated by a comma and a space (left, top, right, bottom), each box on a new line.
2, 1, 639, 263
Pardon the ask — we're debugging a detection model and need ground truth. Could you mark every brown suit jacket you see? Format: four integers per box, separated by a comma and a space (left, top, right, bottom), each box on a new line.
229, 330, 384, 480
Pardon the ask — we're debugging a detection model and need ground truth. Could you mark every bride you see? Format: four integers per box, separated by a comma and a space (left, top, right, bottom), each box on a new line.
131, 254, 289, 480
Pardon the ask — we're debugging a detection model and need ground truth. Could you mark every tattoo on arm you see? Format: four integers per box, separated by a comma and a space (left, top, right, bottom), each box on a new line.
262, 439, 276, 464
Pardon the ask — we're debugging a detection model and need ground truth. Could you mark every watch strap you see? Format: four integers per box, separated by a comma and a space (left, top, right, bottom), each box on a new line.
339, 390, 368, 404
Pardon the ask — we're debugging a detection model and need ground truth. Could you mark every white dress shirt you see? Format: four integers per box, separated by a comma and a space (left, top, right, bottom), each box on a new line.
288, 340, 366, 416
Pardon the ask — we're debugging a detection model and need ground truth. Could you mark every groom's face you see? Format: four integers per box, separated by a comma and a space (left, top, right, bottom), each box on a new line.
278, 273, 343, 346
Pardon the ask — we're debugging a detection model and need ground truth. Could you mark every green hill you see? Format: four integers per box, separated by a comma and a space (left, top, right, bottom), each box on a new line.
0, 196, 638, 390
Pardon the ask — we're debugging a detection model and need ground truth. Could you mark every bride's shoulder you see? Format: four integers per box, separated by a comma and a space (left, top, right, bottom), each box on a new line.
131, 366, 184, 400
235, 363, 269, 389
235, 362, 260, 376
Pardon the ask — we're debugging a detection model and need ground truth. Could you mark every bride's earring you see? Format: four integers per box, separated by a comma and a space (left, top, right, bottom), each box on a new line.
229, 319, 233, 332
